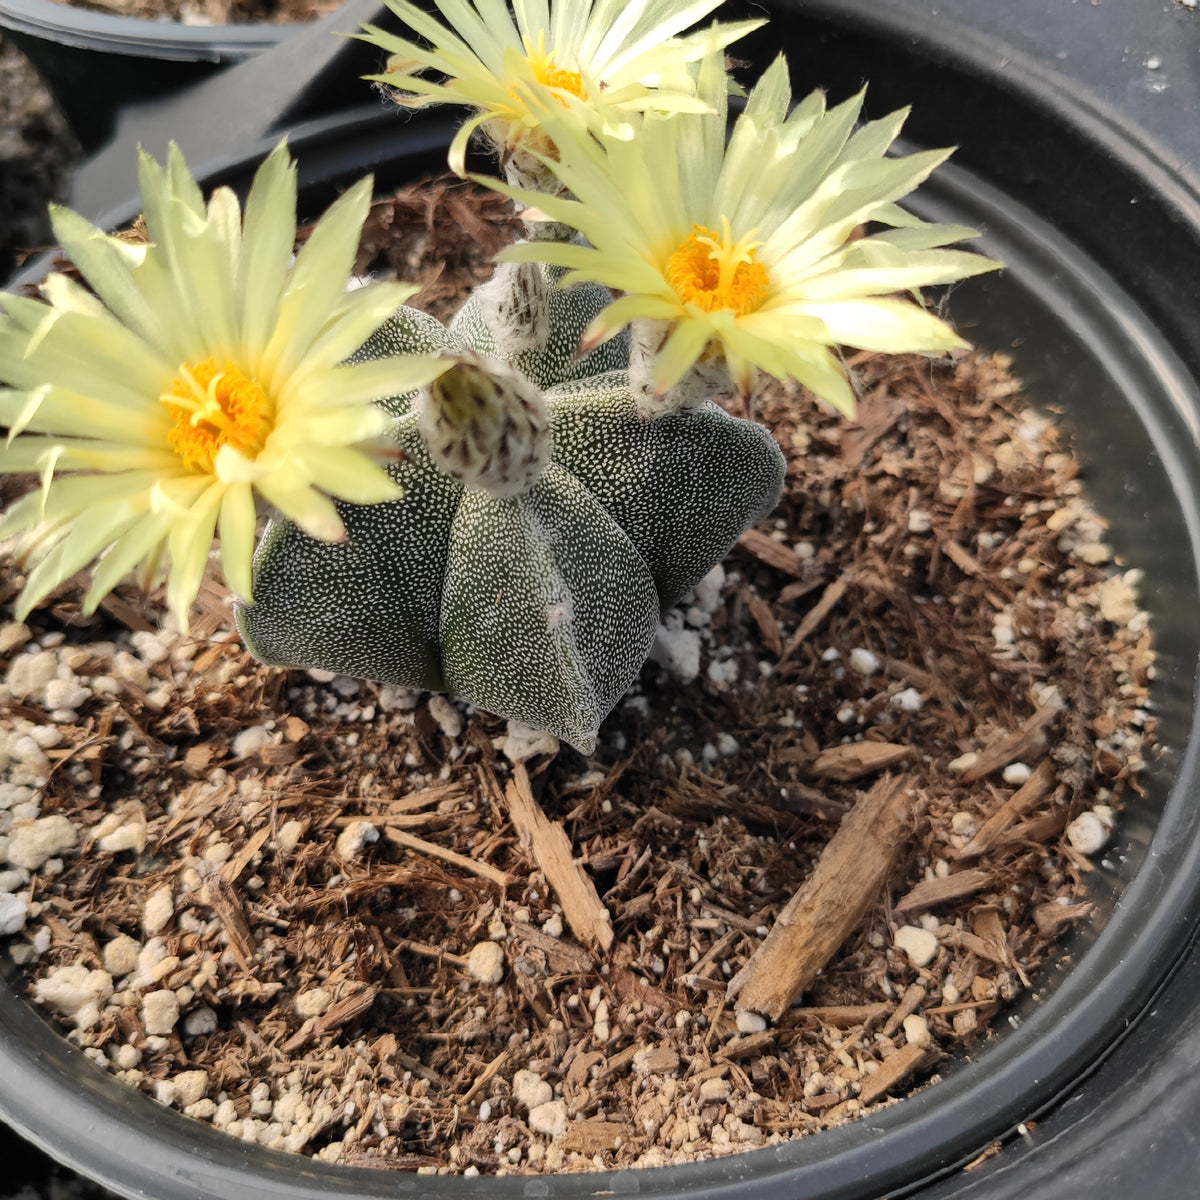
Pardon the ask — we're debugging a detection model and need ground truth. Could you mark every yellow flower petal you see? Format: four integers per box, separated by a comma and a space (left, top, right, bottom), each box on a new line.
217, 482, 257, 601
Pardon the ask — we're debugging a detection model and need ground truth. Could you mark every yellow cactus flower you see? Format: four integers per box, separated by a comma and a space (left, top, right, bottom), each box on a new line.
0, 142, 446, 632
488, 53, 1003, 414
359, 0, 763, 175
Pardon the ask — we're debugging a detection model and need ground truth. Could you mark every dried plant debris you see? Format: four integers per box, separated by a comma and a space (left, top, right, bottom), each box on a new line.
0, 180, 1156, 1177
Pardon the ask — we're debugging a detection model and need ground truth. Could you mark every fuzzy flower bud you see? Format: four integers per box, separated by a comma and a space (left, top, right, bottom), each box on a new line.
475, 260, 551, 357
418, 355, 550, 497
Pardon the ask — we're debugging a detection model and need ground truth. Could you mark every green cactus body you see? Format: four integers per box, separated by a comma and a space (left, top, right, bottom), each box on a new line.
239, 275, 784, 752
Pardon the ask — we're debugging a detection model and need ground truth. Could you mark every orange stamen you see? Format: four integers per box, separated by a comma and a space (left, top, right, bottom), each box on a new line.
163, 358, 272, 474
665, 219, 769, 316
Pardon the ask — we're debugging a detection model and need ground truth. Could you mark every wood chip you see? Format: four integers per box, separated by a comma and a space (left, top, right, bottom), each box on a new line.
778, 571, 853, 665
783, 1003, 892, 1028
505, 763, 615, 953
717, 1030, 777, 1061
955, 758, 1058, 857
747, 592, 783, 655
857, 1041, 933, 1105
282, 986, 377, 1052
1034, 900, 1095, 936
220, 826, 271, 885
960, 707, 1060, 783
727, 775, 917, 1021
736, 528, 804, 576
201, 877, 256, 970
895, 868, 992, 914
384, 826, 512, 889
809, 741, 912, 782
562, 1120, 635, 1154
511, 924, 596, 974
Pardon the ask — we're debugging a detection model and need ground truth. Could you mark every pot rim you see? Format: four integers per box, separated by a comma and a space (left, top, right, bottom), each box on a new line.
0, 0, 296, 56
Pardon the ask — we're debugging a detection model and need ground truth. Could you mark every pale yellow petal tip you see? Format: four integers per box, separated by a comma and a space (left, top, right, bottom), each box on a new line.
170, 603, 192, 637
298, 509, 347, 543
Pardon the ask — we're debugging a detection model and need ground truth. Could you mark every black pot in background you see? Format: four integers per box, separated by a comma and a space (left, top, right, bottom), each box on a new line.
0, 0, 293, 151
2, 2, 1200, 1197
0, 0, 392, 152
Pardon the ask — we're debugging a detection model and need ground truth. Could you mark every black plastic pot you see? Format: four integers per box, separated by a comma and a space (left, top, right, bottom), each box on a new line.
0, 0, 393, 152
3, 1, 1200, 1196
0, 0, 293, 151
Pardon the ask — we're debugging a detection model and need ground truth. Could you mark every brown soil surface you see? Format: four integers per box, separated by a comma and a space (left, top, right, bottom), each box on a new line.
0, 176, 1156, 1178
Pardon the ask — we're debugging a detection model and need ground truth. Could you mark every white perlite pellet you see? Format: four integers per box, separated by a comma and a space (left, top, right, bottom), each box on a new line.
142, 989, 181, 1036
275, 819, 305, 859
1066, 806, 1115, 856
427, 695, 464, 739
735, 1010, 768, 1034
143, 885, 175, 935
692, 564, 726, 615
512, 1069, 554, 1111
183, 1006, 219, 1038
894, 924, 939, 967
903, 1014, 931, 1048
527, 1099, 567, 1137
716, 733, 739, 757
96, 816, 148, 854
335, 821, 379, 862
498, 721, 560, 763
232, 725, 274, 760
0, 867, 29, 894
463, 945, 506, 984
6, 815, 78, 870
294, 988, 332, 1019
103, 933, 141, 978
649, 625, 701, 683
172, 1069, 209, 1108
1002, 762, 1032, 786
0, 892, 28, 935
848, 648, 880, 675
6, 649, 58, 700
34, 963, 114, 1030
707, 658, 739, 685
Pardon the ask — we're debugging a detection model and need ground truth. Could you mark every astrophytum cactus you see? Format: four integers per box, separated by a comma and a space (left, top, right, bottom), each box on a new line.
237, 263, 785, 752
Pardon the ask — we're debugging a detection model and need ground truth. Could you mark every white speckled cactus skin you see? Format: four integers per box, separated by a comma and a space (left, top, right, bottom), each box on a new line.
237, 269, 784, 752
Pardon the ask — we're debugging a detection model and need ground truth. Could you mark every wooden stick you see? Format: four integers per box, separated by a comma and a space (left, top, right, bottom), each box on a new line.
955, 757, 1057, 857
783, 1002, 892, 1028
505, 763, 615, 953
895, 867, 992, 914
737, 528, 805, 577
960, 707, 1059, 783
809, 741, 912, 782
778, 571, 853, 665
858, 1041, 932, 1105
384, 826, 513, 889
727, 774, 915, 1022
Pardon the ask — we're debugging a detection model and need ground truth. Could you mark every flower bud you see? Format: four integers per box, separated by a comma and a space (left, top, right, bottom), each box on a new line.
418, 355, 550, 498
475, 260, 551, 356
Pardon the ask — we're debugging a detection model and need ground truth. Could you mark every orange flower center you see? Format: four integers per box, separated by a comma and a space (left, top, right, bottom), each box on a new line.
518, 33, 587, 108
531, 58, 586, 99
665, 221, 770, 316
164, 358, 273, 473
